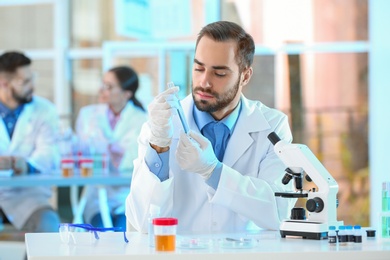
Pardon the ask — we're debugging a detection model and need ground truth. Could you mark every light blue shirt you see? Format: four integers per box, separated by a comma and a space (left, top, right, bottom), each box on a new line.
145, 99, 242, 189
0, 101, 24, 138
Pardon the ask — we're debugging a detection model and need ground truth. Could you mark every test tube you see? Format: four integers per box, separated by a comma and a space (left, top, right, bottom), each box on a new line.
167, 82, 190, 134
382, 181, 390, 239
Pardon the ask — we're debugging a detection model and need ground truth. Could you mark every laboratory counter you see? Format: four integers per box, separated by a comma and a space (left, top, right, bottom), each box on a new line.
25, 230, 390, 260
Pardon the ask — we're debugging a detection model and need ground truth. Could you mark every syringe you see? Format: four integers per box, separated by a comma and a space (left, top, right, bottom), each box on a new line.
167, 82, 190, 134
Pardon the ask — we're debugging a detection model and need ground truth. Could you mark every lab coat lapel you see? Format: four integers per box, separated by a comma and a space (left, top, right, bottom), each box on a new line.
0, 120, 11, 152
8, 103, 34, 152
112, 102, 131, 138
223, 97, 271, 167
181, 95, 271, 167
98, 106, 113, 139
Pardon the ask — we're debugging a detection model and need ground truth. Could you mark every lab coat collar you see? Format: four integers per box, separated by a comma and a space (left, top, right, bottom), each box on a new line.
0, 119, 10, 151
182, 95, 271, 167
107, 101, 135, 136
193, 100, 241, 134
96, 101, 142, 142
222, 95, 272, 167
91, 102, 132, 139
8, 98, 35, 152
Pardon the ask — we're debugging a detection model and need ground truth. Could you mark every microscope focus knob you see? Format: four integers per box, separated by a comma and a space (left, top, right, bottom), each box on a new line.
306, 197, 324, 213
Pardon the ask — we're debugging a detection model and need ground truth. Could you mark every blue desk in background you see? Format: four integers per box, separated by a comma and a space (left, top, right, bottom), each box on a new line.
0, 173, 132, 227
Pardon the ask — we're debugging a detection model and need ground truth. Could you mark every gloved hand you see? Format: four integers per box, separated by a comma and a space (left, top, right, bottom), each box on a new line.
148, 87, 179, 148
176, 130, 219, 180
12, 156, 28, 175
0, 156, 12, 170
0, 156, 28, 175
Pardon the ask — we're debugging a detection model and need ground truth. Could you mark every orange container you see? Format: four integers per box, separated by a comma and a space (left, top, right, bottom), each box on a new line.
79, 158, 93, 177
153, 218, 178, 252
61, 158, 74, 177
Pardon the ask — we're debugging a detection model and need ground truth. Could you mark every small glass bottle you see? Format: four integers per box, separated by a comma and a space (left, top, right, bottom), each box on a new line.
338, 225, 347, 246
61, 158, 74, 177
382, 182, 390, 240
148, 204, 161, 247
79, 158, 93, 177
382, 182, 389, 212
354, 225, 362, 243
328, 226, 337, 245
346, 225, 354, 243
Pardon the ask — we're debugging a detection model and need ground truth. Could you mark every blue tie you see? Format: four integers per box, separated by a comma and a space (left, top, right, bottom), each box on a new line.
202, 122, 230, 162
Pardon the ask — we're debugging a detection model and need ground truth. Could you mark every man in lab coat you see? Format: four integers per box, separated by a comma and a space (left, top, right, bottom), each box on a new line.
126, 21, 296, 234
0, 51, 60, 232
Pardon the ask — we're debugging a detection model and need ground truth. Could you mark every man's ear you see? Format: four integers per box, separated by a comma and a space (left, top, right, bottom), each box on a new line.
241, 67, 253, 86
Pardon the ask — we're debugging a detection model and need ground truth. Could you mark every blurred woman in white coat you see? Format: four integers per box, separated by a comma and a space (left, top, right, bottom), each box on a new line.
76, 66, 147, 229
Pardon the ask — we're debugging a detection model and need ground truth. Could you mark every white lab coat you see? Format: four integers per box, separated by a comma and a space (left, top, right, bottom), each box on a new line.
76, 102, 147, 222
126, 95, 296, 234
0, 96, 60, 229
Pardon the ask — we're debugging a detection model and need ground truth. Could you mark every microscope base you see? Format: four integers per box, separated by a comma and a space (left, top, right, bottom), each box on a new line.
279, 220, 328, 240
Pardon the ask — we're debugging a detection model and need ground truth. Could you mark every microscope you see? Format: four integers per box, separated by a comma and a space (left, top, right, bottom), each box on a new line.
268, 132, 343, 240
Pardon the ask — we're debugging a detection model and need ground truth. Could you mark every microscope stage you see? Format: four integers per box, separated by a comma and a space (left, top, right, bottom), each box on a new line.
275, 191, 308, 198
279, 220, 328, 240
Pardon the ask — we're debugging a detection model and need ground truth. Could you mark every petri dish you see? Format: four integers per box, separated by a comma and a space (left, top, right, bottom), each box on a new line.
220, 237, 256, 249
177, 237, 211, 249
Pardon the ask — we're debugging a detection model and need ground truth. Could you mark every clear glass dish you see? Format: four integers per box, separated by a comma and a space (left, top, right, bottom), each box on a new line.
220, 237, 256, 249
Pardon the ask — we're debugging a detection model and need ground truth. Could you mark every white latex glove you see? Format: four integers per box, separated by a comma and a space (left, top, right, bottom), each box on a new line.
176, 130, 219, 180
148, 87, 179, 148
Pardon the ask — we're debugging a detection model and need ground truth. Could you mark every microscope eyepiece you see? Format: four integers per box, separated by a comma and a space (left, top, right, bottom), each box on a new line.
282, 172, 293, 185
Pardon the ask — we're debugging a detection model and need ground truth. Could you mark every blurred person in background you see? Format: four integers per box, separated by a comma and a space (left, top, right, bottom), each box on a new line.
0, 51, 61, 232
76, 66, 147, 229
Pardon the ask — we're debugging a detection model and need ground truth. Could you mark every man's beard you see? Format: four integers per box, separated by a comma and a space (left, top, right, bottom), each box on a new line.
192, 77, 240, 113
11, 88, 33, 105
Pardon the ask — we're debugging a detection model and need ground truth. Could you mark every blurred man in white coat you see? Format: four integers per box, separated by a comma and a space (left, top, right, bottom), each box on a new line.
0, 51, 60, 232
76, 66, 147, 229
126, 21, 296, 234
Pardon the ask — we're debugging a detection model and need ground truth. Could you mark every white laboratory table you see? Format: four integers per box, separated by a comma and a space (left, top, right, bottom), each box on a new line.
25, 231, 390, 260
0, 173, 132, 227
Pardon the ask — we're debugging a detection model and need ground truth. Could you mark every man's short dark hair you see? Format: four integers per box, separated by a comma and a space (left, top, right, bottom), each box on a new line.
195, 21, 255, 72
0, 51, 31, 74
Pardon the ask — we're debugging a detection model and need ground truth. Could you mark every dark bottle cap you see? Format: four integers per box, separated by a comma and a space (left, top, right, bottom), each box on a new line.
366, 229, 376, 237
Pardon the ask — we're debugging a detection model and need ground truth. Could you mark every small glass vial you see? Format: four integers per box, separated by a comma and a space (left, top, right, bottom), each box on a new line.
153, 218, 178, 252
148, 204, 161, 247
338, 225, 347, 246
382, 182, 390, 240
382, 181, 389, 212
79, 158, 93, 177
61, 158, 74, 177
346, 225, 354, 243
328, 226, 337, 245
354, 225, 363, 243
